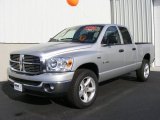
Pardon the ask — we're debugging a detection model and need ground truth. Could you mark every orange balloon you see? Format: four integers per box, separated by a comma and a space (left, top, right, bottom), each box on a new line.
66, 0, 79, 6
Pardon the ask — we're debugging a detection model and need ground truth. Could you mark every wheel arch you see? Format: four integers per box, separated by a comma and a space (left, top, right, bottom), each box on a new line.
143, 53, 150, 62
76, 63, 99, 79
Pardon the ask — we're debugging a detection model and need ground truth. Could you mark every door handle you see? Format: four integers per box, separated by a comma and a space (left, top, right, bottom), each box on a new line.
119, 49, 124, 53
132, 48, 136, 51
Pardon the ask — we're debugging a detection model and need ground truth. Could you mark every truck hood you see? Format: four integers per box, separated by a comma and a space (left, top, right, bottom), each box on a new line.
12, 42, 93, 57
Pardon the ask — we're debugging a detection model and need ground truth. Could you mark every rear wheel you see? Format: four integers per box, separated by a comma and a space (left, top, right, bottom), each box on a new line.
68, 69, 98, 108
136, 59, 150, 82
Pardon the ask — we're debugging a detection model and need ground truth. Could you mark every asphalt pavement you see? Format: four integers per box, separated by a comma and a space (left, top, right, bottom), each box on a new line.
0, 71, 160, 120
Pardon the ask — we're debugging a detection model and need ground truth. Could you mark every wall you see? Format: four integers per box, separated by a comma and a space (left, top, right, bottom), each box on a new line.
0, 0, 111, 43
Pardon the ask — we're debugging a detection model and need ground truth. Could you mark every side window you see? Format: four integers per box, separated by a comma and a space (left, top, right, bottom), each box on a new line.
118, 27, 132, 44
102, 26, 121, 45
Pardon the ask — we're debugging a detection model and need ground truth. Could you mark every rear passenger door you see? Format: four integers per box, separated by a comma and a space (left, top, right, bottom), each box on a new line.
118, 27, 137, 69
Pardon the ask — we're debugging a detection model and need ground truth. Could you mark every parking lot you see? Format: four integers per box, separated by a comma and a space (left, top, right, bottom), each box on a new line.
0, 71, 160, 120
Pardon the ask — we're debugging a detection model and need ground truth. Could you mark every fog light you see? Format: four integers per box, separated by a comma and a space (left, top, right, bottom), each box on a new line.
43, 84, 55, 93
50, 84, 54, 90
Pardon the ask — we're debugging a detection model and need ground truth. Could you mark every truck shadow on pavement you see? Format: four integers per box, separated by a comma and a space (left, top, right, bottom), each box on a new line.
2, 81, 53, 105
0, 71, 155, 108
1, 81, 75, 108
99, 72, 138, 86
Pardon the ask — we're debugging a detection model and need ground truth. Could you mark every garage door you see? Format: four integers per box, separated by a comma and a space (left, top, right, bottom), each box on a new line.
111, 0, 153, 44
154, 0, 160, 66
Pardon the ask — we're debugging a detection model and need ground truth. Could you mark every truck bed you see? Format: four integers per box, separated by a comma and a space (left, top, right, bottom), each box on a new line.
135, 42, 154, 64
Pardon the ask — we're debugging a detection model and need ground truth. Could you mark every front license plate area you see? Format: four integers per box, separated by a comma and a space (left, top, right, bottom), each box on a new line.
14, 83, 23, 92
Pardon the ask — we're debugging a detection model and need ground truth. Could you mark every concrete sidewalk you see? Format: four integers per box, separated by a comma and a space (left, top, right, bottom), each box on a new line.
151, 67, 160, 71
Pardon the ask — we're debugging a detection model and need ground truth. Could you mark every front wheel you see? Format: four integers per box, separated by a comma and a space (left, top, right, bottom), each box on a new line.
136, 59, 150, 82
67, 69, 98, 108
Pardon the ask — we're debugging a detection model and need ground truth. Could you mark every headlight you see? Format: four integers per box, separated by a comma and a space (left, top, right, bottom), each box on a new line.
46, 57, 73, 72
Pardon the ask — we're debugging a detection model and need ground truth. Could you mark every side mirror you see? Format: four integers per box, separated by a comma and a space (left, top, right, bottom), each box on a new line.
49, 38, 53, 42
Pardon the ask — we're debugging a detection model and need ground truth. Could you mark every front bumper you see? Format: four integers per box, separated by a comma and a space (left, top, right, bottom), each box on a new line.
7, 69, 74, 97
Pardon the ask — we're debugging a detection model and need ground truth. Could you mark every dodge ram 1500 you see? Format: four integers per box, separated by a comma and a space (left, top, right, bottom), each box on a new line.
8, 24, 155, 108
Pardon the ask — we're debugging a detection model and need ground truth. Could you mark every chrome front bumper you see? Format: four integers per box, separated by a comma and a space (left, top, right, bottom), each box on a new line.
7, 68, 74, 96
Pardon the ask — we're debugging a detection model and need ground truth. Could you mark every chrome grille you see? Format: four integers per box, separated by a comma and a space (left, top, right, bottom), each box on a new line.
10, 54, 42, 74
10, 54, 20, 61
24, 55, 40, 63
24, 64, 41, 73
10, 61, 20, 71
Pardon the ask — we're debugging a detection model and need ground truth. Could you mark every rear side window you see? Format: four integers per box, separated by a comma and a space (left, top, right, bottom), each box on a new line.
119, 27, 132, 44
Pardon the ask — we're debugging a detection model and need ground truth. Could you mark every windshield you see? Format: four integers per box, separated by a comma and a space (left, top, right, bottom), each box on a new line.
49, 25, 104, 43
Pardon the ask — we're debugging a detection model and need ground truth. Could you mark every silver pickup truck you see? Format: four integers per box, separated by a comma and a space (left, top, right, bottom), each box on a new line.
8, 24, 154, 108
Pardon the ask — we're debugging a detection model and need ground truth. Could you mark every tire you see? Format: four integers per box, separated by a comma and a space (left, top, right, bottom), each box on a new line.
136, 59, 150, 82
67, 69, 98, 108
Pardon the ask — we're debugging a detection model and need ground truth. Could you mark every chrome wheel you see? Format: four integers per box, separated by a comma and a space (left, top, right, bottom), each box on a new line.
144, 64, 150, 79
79, 76, 96, 103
